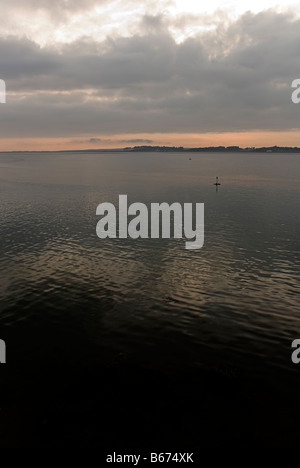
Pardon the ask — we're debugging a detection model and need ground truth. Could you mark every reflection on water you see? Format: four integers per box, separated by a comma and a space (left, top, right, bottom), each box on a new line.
0, 151, 300, 446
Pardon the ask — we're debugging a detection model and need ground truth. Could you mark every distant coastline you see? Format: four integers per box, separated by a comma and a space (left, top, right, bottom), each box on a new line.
1, 145, 300, 153
122, 145, 300, 153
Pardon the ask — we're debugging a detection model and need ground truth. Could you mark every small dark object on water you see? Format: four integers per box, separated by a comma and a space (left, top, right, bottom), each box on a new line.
214, 176, 221, 186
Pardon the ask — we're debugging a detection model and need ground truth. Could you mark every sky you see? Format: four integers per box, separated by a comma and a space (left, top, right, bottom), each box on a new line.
0, 0, 300, 150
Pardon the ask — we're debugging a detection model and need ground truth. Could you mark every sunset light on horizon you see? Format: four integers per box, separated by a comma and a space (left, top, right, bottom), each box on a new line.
0, 0, 300, 149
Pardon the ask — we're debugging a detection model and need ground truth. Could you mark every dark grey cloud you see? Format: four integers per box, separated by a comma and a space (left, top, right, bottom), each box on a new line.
120, 139, 154, 143
0, 10, 300, 138
141, 14, 168, 32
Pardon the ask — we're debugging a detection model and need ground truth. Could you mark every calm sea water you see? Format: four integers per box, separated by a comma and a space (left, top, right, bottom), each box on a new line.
0, 151, 300, 447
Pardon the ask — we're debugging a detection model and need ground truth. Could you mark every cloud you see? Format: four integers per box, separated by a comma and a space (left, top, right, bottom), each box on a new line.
0, 0, 108, 22
0, 0, 173, 45
119, 139, 154, 144
0, 10, 300, 140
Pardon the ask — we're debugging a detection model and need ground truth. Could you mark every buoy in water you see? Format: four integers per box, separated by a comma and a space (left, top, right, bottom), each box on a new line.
214, 176, 221, 186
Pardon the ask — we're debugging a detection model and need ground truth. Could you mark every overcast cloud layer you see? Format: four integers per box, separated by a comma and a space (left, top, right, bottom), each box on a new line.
0, 2, 300, 146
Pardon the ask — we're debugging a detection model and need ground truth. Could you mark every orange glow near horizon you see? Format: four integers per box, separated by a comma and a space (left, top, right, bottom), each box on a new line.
1, 131, 300, 152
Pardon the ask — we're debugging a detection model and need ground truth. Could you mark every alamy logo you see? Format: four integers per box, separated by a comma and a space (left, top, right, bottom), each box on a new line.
291, 339, 300, 364
291, 79, 300, 104
0, 339, 6, 363
96, 195, 204, 249
0, 79, 6, 103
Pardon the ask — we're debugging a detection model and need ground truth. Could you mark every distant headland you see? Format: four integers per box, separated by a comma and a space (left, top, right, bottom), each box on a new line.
123, 145, 300, 153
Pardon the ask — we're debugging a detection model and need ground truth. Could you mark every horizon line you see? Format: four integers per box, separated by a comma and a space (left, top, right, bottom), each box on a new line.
1, 144, 300, 153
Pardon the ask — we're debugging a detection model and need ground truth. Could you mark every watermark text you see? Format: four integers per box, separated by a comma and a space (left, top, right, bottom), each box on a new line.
0, 339, 6, 363
96, 195, 204, 250
0, 79, 6, 103
291, 79, 300, 104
